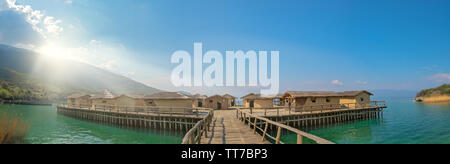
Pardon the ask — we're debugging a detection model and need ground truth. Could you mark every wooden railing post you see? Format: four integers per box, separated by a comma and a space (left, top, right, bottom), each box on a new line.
253, 118, 258, 134
249, 116, 252, 128
275, 126, 282, 144
189, 134, 194, 144
197, 128, 202, 144
297, 134, 303, 144
204, 120, 208, 138
262, 122, 268, 141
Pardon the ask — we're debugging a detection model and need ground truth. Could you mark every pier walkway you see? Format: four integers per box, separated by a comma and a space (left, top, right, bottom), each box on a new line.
202, 110, 270, 144
182, 109, 334, 144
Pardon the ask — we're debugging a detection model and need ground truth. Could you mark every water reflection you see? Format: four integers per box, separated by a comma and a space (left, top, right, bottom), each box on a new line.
1, 104, 184, 144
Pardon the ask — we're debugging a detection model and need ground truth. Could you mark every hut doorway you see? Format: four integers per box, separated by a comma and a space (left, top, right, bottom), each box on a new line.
198, 101, 203, 107
217, 102, 222, 110
250, 101, 255, 108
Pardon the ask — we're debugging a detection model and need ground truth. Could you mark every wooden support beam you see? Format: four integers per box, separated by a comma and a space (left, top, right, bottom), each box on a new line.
275, 126, 282, 144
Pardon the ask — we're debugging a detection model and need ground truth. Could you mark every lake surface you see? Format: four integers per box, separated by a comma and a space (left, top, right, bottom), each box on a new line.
1, 97, 449, 144
0, 104, 184, 144
282, 98, 450, 144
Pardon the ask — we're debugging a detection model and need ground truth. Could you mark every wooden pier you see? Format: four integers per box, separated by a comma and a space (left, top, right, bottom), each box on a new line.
182, 109, 334, 144
57, 105, 211, 132
183, 102, 386, 144
203, 110, 270, 144
58, 101, 386, 144
239, 101, 387, 130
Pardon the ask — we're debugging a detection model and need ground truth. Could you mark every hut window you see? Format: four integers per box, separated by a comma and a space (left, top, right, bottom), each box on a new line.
147, 100, 153, 105
102, 100, 107, 103
360, 98, 364, 102
311, 98, 316, 103
209, 100, 213, 103
274, 99, 281, 106
326, 98, 330, 103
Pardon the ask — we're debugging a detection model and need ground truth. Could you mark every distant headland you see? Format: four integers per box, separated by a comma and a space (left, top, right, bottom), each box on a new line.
415, 84, 450, 103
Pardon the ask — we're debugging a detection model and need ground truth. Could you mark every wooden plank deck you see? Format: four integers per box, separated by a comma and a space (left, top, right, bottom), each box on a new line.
201, 110, 270, 144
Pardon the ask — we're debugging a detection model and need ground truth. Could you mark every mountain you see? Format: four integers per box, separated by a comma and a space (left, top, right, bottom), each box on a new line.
0, 67, 92, 101
0, 44, 161, 100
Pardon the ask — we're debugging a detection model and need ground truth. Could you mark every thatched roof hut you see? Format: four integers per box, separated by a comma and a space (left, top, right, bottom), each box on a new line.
241, 93, 283, 108
283, 90, 374, 112
284, 90, 373, 98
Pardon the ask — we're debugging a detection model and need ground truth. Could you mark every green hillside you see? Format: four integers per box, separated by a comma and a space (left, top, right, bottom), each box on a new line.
0, 44, 162, 101
0, 68, 94, 101
416, 84, 450, 98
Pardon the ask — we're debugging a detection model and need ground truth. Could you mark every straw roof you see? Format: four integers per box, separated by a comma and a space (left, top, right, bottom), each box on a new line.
223, 94, 236, 99
116, 94, 146, 99
206, 95, 225, 100
339, 90, 373, 96
190, 94, 208, 99
242, 93, 283, 100
284, 90, 372, 98
145, 92, 191, 100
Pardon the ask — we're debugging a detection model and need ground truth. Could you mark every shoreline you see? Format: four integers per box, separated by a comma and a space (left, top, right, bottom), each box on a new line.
0, 100, 53, 106
414, 95, 450, 103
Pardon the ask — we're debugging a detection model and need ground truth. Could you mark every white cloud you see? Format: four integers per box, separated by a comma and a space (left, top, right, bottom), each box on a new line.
43, 16, 63, 35
6, 0, 63, 38
331, 80, 344, 85
65, 0, 72, 4
430, 73, 450, 83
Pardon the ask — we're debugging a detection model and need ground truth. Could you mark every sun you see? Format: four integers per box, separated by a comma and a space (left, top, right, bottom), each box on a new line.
36, 42, 68, 59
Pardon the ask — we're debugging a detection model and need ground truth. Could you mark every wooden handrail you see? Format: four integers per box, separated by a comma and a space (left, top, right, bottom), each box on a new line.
182, 110, 214, 144
232, 101, 387, 117
58, 104, 209, 117
237, 108, 334, 144
63, 103, 202, 110
234, 101, 386, 111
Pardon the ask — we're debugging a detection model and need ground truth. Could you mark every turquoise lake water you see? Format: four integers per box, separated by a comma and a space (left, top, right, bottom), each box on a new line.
282, 97, 450, 144
0, 104, 184, 144
1, 97, 449, 144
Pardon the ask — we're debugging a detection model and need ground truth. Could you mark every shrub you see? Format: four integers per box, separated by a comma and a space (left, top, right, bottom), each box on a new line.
0, 114, 29, 144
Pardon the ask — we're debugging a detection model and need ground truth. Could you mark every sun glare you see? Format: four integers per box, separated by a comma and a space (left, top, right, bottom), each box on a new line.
37, 42, 68, 59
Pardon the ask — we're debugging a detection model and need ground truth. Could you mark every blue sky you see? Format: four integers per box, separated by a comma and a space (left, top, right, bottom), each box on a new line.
1, 0, 450, 96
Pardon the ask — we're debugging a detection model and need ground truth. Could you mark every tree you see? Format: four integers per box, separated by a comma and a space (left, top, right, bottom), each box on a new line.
0, 89, 11, 99
0, 81, 8, 88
